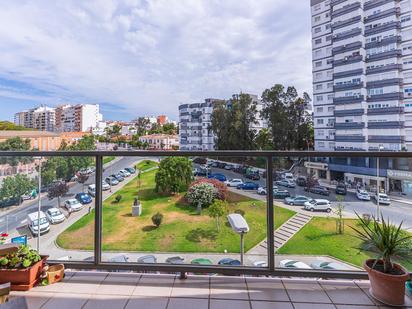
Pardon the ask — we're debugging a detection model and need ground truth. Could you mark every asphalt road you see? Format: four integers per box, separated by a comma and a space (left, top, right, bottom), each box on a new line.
206, 166, 412, 231
0, 156, 141, 234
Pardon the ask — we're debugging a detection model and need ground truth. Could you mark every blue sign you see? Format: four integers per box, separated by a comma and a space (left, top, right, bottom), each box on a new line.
11, 235, 27, 246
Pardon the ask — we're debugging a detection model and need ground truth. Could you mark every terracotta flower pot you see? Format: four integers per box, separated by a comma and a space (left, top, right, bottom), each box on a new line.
0, 256, 48, 291
364, 259, 410, 306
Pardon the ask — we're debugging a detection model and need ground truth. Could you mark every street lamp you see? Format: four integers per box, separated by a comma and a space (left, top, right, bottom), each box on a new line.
227, 214, 249, 265
33, 156, 42, 252
376, 145, 384, 221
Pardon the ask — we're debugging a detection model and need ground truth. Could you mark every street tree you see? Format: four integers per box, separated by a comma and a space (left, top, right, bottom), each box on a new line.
77, 174, 89, 192
134, 117, 150, 136
211, 93, 258, 150
47, 182, 69, 208
305, 171, 318, 192
208, 200, 228, 231
0, 174, 35, 203
155, 157, 192, 194
0, 137, 32, 167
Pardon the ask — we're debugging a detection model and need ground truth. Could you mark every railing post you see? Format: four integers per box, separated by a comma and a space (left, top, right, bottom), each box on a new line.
266, 155, 275, 272
94, 155, 103, 265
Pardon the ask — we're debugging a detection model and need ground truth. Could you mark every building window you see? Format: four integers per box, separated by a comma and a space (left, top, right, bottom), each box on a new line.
315, 16, 321, 22
326, 35, 332, 41
315, 27, 321, 33
316, 84, 323, 90
316, 107, 323, 113
316, 95, 323, 101
315, 61, 322, 67
317, 119, 324, 125
314, 4, 321, 11
315, 38, 322, 45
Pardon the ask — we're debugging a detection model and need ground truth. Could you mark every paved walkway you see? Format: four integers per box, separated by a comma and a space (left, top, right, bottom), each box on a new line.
248, 213, 312, 256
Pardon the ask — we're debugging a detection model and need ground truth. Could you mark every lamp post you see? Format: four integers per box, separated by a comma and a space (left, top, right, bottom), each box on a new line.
227, 214, 249, 265
34, 156, 42, 252
376, 145, 384, 221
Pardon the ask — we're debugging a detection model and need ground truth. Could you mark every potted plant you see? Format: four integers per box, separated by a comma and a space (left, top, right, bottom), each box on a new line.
0, 245, 47, 291
351, 214, 411, 306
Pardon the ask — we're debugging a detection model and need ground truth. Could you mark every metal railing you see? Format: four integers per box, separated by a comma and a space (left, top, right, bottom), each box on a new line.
1, 150, 412, 279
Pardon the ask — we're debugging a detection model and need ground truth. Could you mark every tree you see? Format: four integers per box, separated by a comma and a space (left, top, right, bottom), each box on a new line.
162, 123, 177, 135
305, 171, 318, 192
77, 174, 89, 192
47, 182, 69, 208
148, 123, 162, 134
255, 128, 272, 150
208, 200, 228, 231
155, 157, 192, 194
0, 137, 32, 167
189, 178, 228, 200
0, 174, 35, 203
261, 84, 313, 150
134, 117, 151, 136
151, 212, 163, 227
186, 183, 216, 214
211, 93, 258, 150
0, 121, 29, 131
335, 195, 345, 234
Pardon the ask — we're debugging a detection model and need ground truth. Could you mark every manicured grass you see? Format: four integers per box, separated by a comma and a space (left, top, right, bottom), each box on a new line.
278, 217, 412, 271
136, 159, 158, 172
57, 161, 295, 253
103, 156, 116, 165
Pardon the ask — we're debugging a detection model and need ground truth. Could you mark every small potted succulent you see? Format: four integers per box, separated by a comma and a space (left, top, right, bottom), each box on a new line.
351, 214, 411, 306
0, 245, 47, 291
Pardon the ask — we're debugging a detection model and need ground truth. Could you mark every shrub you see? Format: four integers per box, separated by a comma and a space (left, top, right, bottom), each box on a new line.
186, 183, 216, 214
209, 200, 228, 231
0, 245, 41, 269
115, 194, 122, 203
189, 178, 228, 200
152, 212, 164, 227
234, 209, 245, 216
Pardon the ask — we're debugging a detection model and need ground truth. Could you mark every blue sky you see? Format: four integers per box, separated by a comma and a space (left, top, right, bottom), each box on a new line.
0, 0, 312, 121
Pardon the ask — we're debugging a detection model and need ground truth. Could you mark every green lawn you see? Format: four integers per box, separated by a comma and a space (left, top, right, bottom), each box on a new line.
278, 217, 412, 271
57, 160, 295, 253
103, 156, 116, 165
136, 159, 158, 172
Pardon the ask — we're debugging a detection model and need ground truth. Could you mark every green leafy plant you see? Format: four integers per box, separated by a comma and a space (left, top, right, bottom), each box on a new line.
208, 200, 228, 231
234, 209, 245, 216
0, 245, 41, 269
115, 194, 122, 203
186, 183, 216, 214
151, 212, 164, 228
351, 213, 412, 274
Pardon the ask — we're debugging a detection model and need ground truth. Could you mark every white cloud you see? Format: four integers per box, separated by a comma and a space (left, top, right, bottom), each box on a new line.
0, 0, 312, 119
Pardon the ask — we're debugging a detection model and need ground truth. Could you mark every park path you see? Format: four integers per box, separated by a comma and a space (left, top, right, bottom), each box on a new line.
247, 213, 312, 255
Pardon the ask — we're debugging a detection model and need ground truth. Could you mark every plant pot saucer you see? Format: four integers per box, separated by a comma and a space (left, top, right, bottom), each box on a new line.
369, 288, 409, 307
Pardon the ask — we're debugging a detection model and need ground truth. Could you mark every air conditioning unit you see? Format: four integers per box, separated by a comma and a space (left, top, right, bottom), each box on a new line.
344, 56, 349, 60
366, 54, 370, 59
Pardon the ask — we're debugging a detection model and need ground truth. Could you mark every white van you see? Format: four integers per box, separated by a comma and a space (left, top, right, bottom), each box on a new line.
27, 211, 50, 236
88, 184, 96, 197
283, 172, 294, 181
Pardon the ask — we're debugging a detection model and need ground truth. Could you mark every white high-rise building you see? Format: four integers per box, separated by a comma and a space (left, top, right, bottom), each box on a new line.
55, 104, 103, 132
178, 94, 267, 151
311, 0, 412, 152
14, 105, 55, 131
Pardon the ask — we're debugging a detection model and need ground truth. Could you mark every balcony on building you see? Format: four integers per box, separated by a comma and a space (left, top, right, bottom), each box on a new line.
331, 2, 361, 18
367, 106, 404, 115
334, 122, 365, 129
333, 94, 364, 105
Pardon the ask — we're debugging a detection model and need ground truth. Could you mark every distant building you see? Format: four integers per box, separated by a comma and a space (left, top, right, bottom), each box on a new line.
60, 132, 89, 145
0, 130, 61, 151
121, 125, 137, 136
14, 105, 56, 131
179, 93, 267, 151
157, 115, 168, 125
91, 121, 107, 136
55, 104, 102, 132
139, 134, 179, 150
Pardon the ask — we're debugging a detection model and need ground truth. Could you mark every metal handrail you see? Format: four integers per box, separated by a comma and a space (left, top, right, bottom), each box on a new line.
1, 150, 412, 279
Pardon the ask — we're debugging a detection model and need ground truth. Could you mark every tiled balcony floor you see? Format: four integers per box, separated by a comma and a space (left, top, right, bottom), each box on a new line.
9, 271, 412, 309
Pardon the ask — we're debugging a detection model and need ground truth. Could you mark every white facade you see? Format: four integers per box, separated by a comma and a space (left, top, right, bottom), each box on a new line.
56, 104, 103, 132
311, 0, 412, 152
139, 134, 179, 150
14, 105, 55, 131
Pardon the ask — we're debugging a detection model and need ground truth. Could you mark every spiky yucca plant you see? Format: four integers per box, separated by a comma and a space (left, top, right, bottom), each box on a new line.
351, 213, 412, 274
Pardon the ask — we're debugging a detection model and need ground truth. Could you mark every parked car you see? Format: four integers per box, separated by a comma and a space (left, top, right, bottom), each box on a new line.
105, 176, 119, 186
194, 167, 208, 177
373, 193, 391, 205
27, 211, 50, 236
310, 260, 350, 271
305, 185, 330, 196
166, 256, 185, 264
75, 192, 93, 204
79, 167, 93, 176
191, 258, 213, 265
258, 185, 281, 195
356, 189, 371, 201
296, 176, 307, 187
283, 173, 294, 181
276, 179, 296, 188
335, 183, 347, 195
279, 259, 311, 269
216, 162, 227, 169
284, 195, 312, 206
193, 157, 207, 165
225, 179, 243, 187
253, 261, 268, 267
64, 198, 83, 212
137, 255, 157, 264
237, 182, 259, 190
124, 167, 136, 174
224, 164, 234, 170
218, 258, 241, 266
208, 173, 227, 182
45, 207, 65, 224
111, 173, 124, 182
119, 169, 131, 177
304, 199, 332, 213
102, 181, 111, 191
274, 190, 290, 199
0, 197, 19, 208
245, 173, 260, 180
88, 184, 96, 197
